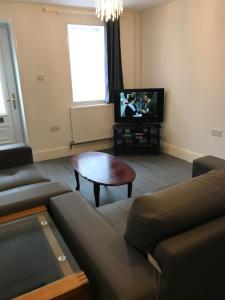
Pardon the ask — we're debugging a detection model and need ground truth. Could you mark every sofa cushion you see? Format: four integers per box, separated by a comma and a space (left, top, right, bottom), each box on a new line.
97, 198, 135, 235
0, 164, 49, 192
125, 169, 225, 253
0, 182, 71, 216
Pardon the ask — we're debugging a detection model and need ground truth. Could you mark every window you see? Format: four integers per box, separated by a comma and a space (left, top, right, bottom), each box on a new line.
68, 24, 107, 103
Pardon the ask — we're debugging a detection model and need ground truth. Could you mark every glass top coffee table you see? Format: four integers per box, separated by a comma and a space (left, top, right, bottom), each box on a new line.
0, 206, 89, 300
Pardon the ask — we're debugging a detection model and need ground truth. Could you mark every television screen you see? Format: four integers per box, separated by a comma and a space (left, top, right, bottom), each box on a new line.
114, 88, 164, 123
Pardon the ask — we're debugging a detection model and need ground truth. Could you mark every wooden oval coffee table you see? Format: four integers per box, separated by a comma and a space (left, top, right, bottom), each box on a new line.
71, 152, 136, 207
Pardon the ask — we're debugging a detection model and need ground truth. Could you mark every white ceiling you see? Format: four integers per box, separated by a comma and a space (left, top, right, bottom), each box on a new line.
0, 0, 173, 12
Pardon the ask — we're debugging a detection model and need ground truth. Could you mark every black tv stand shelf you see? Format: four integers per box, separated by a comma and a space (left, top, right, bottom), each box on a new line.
113, 123, 161, 155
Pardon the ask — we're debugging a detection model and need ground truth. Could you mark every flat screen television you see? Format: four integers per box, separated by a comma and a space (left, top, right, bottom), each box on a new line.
114, 88, 164, 124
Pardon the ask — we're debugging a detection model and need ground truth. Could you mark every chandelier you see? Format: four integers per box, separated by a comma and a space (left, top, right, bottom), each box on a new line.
95, 0, 124, 22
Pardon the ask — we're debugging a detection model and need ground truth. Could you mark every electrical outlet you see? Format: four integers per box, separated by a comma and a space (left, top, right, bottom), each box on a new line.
211, 128, 223, 137
37, 74, 45, 81
50, 126, 60, 132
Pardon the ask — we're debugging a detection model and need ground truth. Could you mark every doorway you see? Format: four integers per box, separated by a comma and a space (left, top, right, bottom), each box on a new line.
0, 23, 25, 145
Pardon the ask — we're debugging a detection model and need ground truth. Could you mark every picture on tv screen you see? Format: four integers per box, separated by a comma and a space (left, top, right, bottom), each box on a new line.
114, 88, 164, 124
119, 91, 159, 119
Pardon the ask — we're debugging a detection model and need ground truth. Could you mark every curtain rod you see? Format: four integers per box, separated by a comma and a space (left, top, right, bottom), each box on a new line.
42, 7, 95, 15
42, 7, 129, 18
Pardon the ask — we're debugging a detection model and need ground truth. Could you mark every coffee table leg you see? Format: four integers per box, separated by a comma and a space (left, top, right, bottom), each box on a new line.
74, 170, 80, 191
94, 183, 100, 207
128, 182, 132, 198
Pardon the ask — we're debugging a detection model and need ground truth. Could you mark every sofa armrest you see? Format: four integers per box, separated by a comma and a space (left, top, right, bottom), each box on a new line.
154, 215, 225, 300
49, 192, 168, 300
0, 143, 33, 170
0, 182, 71, 216
192, 155, 225, 177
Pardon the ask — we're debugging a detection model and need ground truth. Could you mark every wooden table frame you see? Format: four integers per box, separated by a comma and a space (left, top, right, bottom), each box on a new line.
0, 206, 90, 300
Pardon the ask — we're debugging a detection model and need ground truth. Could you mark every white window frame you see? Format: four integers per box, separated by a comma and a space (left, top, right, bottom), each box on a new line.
67, 23, 107, 107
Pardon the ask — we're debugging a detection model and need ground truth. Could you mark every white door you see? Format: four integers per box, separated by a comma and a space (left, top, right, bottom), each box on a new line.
0, 24, 24, 145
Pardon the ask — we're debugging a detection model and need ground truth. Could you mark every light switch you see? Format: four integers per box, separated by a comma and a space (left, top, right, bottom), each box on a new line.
37, 74, 45, 81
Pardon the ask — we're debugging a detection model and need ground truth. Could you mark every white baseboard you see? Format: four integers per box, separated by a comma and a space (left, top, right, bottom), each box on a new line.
162, 142, 203, 162
33, 139, 113, 162
33, 139, 202, 163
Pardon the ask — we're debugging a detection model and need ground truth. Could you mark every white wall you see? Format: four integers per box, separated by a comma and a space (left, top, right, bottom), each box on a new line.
141, 0, 225, 161
0, 2, 141, 160
120, 12, 141, 88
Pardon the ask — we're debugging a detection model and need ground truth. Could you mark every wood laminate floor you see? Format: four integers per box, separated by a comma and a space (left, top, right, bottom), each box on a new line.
37, 152, 192, 206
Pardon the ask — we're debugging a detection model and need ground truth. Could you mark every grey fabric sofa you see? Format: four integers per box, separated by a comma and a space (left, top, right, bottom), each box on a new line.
48, 155, 225, 300
0, 143, 72, 215
0, 143, 49, 191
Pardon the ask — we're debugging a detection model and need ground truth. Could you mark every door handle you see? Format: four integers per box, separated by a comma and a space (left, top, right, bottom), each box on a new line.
7, 93, 16, 109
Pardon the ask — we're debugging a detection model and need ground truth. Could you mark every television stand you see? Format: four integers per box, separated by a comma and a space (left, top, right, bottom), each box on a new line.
113, 123, 161, 155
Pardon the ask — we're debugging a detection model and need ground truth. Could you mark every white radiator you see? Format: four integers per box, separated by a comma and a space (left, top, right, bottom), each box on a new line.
70, 104, 114, 144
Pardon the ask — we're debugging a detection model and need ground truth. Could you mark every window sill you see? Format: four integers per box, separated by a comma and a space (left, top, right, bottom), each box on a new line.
71, 101, 113, 108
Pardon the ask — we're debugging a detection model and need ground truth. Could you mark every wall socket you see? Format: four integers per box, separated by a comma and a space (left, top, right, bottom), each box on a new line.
211, 128, 223, 137
37, 74, 45, 82
50, 126, 60, 132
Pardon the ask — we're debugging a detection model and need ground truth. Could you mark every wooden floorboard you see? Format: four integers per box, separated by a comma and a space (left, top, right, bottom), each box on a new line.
37, 152, 192, 206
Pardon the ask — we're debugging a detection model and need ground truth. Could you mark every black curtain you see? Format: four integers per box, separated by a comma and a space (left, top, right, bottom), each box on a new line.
106, 19, 124, 103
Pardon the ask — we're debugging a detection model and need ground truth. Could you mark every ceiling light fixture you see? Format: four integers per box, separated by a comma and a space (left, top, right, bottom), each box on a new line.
95, 0, 124, 22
